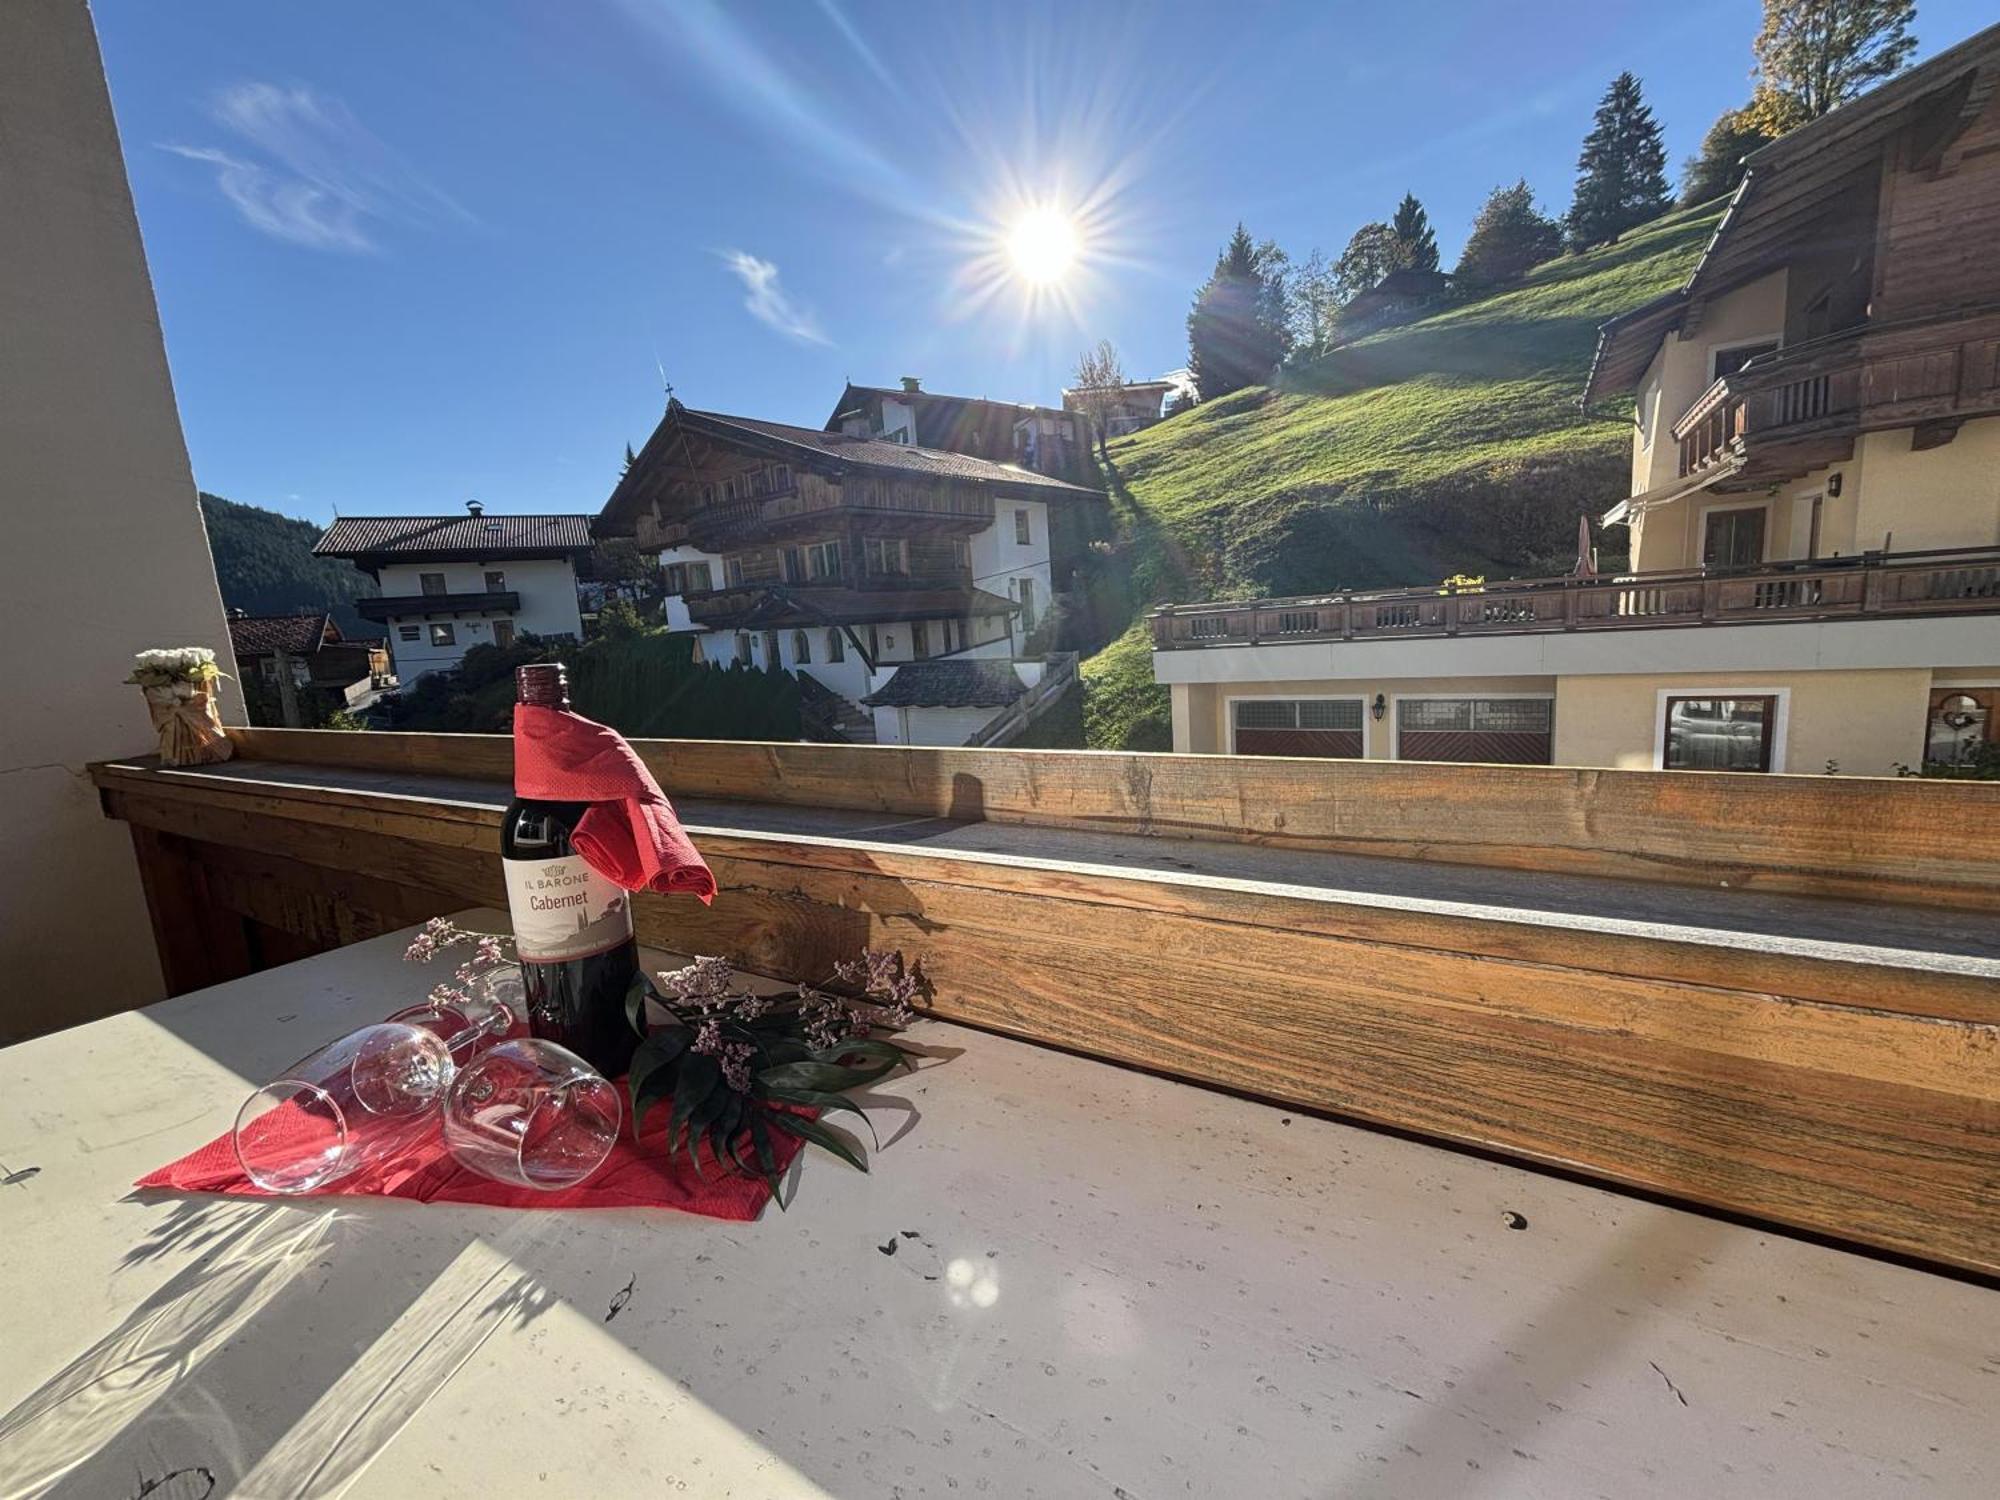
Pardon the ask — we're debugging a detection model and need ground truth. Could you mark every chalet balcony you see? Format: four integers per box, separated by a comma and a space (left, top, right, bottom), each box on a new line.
354, 589, 520, 621
1673, 305, 2000, 487
1150, 544, 2000, 649
683, 485, 996, 551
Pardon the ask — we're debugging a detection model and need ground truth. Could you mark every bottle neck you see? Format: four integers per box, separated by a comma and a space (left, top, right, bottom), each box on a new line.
516, 663, 570, 710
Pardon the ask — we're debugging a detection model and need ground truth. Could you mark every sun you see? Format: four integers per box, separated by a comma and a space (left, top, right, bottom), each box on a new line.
1005, 207, 1080, 286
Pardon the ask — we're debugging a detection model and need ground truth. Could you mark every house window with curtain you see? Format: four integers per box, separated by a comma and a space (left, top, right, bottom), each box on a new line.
429, 623, 456, 647
792, 630, 811, 665
420, 573, 446, 596
484, 570, 506, 592
1014, 509, 1031, 545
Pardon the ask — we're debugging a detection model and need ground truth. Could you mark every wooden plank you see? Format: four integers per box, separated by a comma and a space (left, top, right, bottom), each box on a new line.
90, 772, 2000, 1275
126, 826, 252, 997
92, 762, 2000, 1019
213, 729, 2000, 910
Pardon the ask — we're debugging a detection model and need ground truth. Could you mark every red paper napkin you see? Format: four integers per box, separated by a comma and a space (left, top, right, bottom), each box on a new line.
512, 703, 717, 901
135, 1083, 803, 1221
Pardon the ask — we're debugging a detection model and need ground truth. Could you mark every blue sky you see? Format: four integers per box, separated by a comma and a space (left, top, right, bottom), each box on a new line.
97, 0, 1990, 525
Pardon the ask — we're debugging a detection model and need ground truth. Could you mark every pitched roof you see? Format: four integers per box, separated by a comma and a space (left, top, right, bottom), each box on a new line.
862, 659, 1028, 709
1582, 22, 2000, 404
684, 408, 1099, 496
227, 613, 333, 656
313, 514, 594, 559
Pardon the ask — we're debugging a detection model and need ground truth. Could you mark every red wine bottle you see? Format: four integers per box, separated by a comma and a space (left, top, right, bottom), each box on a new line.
501, 663, 639, 1078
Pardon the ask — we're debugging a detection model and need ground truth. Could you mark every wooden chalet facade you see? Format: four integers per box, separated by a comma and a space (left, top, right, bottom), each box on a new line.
600, 400, 1100, 743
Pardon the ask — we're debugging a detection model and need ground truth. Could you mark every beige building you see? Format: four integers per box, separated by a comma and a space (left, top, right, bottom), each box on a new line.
1, 0, 240, 1038
1152, 26, 2000, 777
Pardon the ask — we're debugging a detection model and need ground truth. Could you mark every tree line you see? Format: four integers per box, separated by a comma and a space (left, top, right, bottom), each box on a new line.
1178, 0, 1918, 402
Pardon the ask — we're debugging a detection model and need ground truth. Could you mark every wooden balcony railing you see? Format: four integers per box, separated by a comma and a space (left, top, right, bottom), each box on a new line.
1151, 545, 2000, 649
686, 485, 996, 550
85, 730, 2000, 1276
1673, 306, 2000, 480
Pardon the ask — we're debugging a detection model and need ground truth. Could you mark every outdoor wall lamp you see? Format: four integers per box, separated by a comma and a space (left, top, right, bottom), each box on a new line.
1371, 693, 1387, 721
1827, 472, 1843, 497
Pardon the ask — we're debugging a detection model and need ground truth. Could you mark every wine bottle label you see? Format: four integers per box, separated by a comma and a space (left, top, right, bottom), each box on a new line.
501, 854, 634, 962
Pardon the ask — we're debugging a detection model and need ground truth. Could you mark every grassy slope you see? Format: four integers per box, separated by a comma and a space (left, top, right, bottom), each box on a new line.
1080, 203, 1723, 750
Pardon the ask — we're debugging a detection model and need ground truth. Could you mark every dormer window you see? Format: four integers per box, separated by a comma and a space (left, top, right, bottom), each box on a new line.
1711, 339, 1780, 379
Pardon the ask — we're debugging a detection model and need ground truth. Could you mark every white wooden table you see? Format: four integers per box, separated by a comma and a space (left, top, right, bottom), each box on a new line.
1, 918, 1993, 1499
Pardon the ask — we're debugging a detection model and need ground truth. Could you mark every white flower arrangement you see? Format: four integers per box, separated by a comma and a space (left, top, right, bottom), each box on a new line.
125, 646, 225, 693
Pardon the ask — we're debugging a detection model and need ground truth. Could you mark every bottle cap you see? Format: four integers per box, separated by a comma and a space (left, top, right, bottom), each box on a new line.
516, 662, 570, 708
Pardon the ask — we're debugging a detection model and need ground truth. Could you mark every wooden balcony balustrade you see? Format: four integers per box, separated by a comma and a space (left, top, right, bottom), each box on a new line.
1673, 305, 2000, 482
88, 728, 2000, 1276
686, 484, 996, 551
354, 590, 521, 622
1151, 544, 2000, 649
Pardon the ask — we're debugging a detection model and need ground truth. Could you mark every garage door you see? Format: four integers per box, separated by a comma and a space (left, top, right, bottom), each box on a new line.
1397, 697, 1553, 764
1232, 698, 1364, 758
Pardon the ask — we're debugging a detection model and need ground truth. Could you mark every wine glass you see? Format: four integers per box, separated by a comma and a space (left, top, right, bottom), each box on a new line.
233, 1023, 456, 1194
385, 966, 520, 1060
442, 1039, 621, 1190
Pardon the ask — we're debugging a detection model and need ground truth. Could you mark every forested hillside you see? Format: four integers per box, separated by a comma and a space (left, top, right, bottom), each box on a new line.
1079, 202, 1724, 750
200, 493, 378, 635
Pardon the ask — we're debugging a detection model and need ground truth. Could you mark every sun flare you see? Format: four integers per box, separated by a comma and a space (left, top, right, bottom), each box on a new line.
1005, 207, 1080, 286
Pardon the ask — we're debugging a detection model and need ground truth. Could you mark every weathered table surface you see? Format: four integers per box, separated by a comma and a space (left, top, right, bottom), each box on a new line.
1, 918, 1994, 1499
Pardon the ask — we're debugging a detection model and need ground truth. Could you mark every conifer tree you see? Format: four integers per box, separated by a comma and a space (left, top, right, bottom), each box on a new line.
1454, 181, 1565, 288
1390, 193, 1440, 274
1565, 72, 1672, 251
1679, 109, 1775, 205
1186, 224, 1289, 400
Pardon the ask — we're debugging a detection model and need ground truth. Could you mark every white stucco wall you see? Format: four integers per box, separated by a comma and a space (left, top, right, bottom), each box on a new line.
871, 704, 1005, 746
376, 557, 583, 680
1, 0, 241, 1037
971, 498, 1052, 640
658, 544, 725, 632
1631, 270, 1789, 495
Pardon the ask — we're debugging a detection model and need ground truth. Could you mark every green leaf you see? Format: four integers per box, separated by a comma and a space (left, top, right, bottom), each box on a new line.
630, 1066, 679, 1142
770, 1111, 869, 1173
626, 1026, 691, 1120
666, 1054, 721, 1156
758, 1086, 877, 1143
810, 1037, 915, 1071
625, 973, 653, 1038
748, 1111, 783, 1205
685, 1078, 735, 1179
758, 1059, 898, 1093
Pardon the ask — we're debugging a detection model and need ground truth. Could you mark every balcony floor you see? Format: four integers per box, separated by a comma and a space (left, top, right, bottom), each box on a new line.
1, 918, 1992, 1498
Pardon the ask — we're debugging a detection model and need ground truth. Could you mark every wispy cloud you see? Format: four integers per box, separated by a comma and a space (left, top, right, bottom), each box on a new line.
719, 251, 829, 345
162, 82, 468, 253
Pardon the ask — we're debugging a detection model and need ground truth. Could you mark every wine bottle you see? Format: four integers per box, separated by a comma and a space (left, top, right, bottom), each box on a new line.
501, 663, 640, 1078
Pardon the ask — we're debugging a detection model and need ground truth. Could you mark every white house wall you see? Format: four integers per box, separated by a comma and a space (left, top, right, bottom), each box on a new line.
378, 557, 583, 680
970, 497, 1052, 641
657, 544, 726, 632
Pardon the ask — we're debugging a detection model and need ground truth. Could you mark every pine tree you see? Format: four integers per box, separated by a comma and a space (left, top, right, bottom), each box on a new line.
1565, 73, 1672, 251
1750, 0, 1916, 129
621, 442, 637, 477
1454, 180, 1565, 288
1186, 224, 1289, 400
1390, 193, 1440, 274
1679, 108, 1775, 205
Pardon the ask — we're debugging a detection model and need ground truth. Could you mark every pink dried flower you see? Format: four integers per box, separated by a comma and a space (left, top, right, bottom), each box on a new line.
719, 1040, 757, 1093
661, 956, 735, 1011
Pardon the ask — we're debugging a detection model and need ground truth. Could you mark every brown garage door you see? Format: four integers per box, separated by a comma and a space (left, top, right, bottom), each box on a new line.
1398, 697, 1553, 764
1232, 698, 1365, 758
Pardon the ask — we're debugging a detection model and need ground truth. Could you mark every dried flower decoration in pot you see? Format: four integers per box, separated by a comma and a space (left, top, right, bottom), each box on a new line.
125, 646, 232, 766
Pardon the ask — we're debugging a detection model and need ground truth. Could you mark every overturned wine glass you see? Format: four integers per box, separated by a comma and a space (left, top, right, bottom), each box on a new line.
232, 1022, 456, 1194
442, 1038, 622, 1190
385, 964, 523, 1060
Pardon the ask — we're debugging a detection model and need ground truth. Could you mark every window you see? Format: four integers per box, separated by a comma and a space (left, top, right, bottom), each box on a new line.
484, 570, 506, 592
735, 632, 753, 662
912, 622, 929, 658
429, 623, 456, 647
1711, 339, 1779, 379
1663, 696, 1778, 772
827, 629, 845, 663
781, 547, 805, 583
1014, 508, 1031, 545
492, 619, 515, 648
420, 572, 447, 596
864, 537, 909, 576
1398, 698, 1555, 765
687, 560, 713, 592
701, 483, 715, 505
771, 463, 791, 490
951, 538, 970, 572
1925, 690, 1994, 768
398, 625, 420, 642
792, 629, 811, 665
805, 541, 841, 580
665, 563, 685, 594
1702, 506, 1767, 569
1232, 698, 1365, 758
1017, 577, 1036, 633
725, 557, 745, 587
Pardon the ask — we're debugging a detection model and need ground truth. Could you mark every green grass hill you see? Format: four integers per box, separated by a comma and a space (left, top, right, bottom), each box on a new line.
1079, 202, 1725, 750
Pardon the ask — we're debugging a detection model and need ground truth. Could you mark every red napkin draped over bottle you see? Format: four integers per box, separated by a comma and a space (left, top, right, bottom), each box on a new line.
135, 1086, 804, 1220
512, 703, 716, 901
